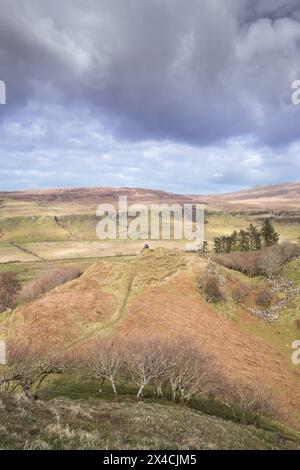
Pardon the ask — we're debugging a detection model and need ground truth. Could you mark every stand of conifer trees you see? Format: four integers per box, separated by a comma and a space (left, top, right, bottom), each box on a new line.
213, 219, 279, 254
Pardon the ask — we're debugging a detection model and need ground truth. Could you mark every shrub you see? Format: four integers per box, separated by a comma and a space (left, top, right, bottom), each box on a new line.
213, 251, 263, 277
255, 289, 273, 307
231, 285, 249, 303
198, 272, 224, 303
280, 241, 300, 262
19, 265, 82, 303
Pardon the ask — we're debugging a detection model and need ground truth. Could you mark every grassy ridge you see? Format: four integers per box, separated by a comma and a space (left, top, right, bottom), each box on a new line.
0, 390, 299, 450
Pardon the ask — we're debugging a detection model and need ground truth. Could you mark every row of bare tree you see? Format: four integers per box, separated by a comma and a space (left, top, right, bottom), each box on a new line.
0, 336, 280, 420
214, 241, 300, 278
85, 337, 216, 402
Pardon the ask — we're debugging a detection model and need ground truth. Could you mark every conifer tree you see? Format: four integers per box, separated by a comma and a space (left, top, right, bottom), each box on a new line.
213, 237, 221, 253
238, 229, 250, 251
201, 241, 208, 255
260, 219, 279, 247
231, 230, 238, 251
248, 224, 262, 250
224, 236, 233, 253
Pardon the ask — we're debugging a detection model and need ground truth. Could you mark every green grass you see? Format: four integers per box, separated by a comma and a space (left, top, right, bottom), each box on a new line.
0, 216, 72, 242
0, 255, 135, 285
0, 379, 299, 450
283, 259, 300, 286
40, 373, 139, 401
205, 212, 252, 244
0, 207, 299, 262
0, 258, 93, 284
275, 223, 300, 243
204, 211, 300, 246
39, 373, 299, 440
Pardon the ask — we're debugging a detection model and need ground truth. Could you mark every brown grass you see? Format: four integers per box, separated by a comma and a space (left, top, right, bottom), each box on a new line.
2, 248, 300, 429
19, 265, 82, 302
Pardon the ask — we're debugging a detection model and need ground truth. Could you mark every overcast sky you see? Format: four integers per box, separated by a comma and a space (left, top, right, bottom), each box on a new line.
0, 0, 300, 194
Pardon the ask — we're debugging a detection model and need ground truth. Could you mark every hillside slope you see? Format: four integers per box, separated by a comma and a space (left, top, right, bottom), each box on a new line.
200, 181, 300, 209
1, 395, 299, 450
2, 248, 300, 429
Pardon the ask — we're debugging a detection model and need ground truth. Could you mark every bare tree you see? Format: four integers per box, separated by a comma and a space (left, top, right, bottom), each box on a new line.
86, 336, 220, 402
258, 246, 283, 278
165, 338, 215, 402
87, 338, 124, 394
124, 337, 170, 400
5, 342, 67, 399
230, 384, 279, 421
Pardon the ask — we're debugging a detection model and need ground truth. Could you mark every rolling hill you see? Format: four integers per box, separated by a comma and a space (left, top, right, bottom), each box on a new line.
2, 248, 300, 430
200, 181, 300, 210
1, 180, 300, 211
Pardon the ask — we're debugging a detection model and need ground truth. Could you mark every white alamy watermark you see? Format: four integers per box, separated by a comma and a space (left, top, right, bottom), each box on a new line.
0, 80, 6, 105
0, 341, 6, 365
291, 340, 300, 365
96, 196, 204, 250
291, 80, 300, 104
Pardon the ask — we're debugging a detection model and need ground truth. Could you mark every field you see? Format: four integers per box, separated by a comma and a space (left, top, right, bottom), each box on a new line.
0, 211, 299, 263
1, 184, 299, 264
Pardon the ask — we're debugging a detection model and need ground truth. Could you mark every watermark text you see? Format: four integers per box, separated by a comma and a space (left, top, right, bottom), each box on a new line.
0, 80, 6, 105
96, 196, 204, 250
291, 80, 300, 104
292, 340, 300, 365
0, 341, 6, 365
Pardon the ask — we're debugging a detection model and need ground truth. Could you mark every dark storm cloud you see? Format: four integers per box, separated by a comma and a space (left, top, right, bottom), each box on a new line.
239, 0, 300, 22
0, 0, 300, 192
1, 0, 300, 147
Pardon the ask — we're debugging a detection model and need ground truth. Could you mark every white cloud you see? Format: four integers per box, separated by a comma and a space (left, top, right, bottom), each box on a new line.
1, 0, 300, 191
0, 101, 299, 193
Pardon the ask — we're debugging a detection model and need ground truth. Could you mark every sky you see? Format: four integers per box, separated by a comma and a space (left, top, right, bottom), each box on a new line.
0, 0, 300, 194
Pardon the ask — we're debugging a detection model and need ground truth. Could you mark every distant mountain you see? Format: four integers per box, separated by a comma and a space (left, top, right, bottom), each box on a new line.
0, 187, 193, 205
0, 181, 299, 210
199, 181, 300, 210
